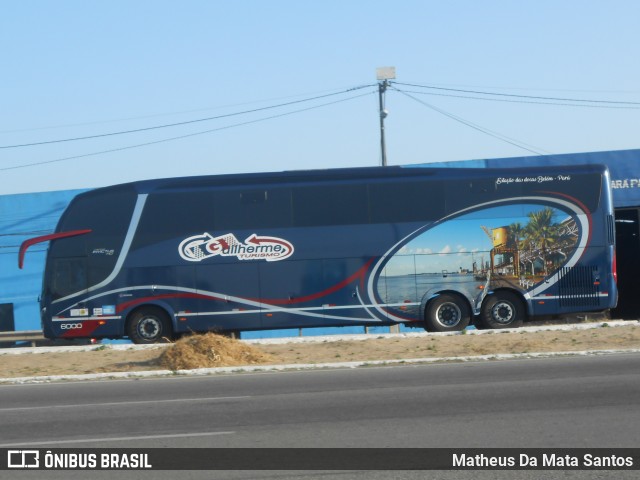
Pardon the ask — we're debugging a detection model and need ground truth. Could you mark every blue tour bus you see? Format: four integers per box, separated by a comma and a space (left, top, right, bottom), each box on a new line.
20, 164, 617, 343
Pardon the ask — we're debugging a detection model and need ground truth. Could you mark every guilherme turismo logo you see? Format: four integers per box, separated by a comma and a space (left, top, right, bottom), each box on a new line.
179, 232, 294, 262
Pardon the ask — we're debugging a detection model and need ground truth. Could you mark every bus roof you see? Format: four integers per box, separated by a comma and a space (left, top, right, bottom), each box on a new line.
80, 163, 608, 196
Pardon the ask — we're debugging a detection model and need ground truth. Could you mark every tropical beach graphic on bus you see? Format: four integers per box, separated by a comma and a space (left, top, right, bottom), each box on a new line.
376, 202, 583, 318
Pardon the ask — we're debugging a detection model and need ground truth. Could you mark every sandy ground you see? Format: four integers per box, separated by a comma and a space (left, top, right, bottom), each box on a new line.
1, 322, 639, 380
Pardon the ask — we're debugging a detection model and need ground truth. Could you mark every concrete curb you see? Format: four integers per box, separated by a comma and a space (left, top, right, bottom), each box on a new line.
1, 321, 639, 385
242, 320, 638, 344
1, 320, 636, 356
3, 348, 640, 385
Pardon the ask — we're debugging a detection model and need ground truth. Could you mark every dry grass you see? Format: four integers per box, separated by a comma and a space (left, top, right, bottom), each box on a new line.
158, 332, 273, 370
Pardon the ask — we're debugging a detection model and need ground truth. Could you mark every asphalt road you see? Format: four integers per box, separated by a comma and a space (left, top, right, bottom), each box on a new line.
1, 353, 639, 479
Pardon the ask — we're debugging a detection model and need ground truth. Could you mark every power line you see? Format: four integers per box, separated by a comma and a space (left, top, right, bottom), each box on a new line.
0, 85, 375, 149
1, 90, 376, 171
396, 88, 640, 110
398, 81, 640, 95
393, 81, 640, 106
0, 85, 374, 135
392, 86, 549, 156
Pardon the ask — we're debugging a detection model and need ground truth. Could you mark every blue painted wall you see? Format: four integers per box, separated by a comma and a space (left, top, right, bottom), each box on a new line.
1, 189, 86, 331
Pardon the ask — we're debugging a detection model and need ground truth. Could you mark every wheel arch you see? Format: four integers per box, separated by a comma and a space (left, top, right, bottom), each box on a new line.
422, 289, 474, 318
422, 290, 474, 332
479, 288, 529, 330
481, 288, 530, 318
124, 302, 177, 336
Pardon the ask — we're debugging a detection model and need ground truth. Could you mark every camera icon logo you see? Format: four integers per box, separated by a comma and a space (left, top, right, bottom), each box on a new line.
7, 450, 40, 469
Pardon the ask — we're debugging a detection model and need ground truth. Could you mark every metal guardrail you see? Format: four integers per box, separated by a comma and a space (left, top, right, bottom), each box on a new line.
0, 330, 45, 347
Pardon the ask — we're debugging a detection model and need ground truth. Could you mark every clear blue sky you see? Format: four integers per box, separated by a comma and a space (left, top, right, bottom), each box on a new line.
1, 1, 639, 194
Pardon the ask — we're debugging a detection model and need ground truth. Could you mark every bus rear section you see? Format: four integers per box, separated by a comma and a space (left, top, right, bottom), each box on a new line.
375, 165, 617, 331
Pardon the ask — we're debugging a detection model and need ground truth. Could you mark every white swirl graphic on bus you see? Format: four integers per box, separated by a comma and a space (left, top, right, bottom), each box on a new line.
179, 233, 294, 262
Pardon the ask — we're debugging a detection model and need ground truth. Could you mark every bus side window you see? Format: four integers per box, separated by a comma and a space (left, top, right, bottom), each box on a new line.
292, 185, 368, 227
369, 180, 446, 223
215, 188, 292, 230
50, 257, 87, 300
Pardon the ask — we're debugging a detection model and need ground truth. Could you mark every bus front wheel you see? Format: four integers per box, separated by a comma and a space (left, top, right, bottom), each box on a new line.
480, 291, 525, 329
127, 307, 173, 344
424, 293, 471, 332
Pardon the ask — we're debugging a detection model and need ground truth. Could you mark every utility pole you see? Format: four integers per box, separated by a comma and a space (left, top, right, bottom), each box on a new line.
376, 67, 395, 167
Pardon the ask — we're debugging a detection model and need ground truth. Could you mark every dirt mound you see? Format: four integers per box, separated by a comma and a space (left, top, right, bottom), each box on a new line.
159, 333, 272, 370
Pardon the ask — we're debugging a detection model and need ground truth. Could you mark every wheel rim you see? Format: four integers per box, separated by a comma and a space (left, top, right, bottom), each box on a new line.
491, 301, 514, 325
138, 317, 161, 340
435, 302, 462, 328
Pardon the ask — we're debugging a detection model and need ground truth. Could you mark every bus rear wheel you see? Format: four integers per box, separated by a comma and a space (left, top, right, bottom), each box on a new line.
424, 293, 471, 332
127, 307, 172, 344
480, 291, 525, 329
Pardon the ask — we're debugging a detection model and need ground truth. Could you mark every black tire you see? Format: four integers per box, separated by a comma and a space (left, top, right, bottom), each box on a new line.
127, 307, 172, 344
424, 293, 471, 332
480, 291, 525, 329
